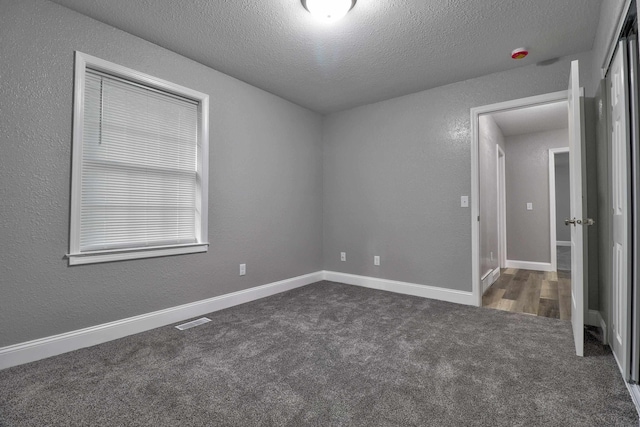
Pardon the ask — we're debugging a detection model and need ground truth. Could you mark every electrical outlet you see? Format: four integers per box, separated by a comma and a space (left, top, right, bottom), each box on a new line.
526, 202, 533, 211
340, 252, 346, 262
239, 263, 246, 276
374, 256, 380, 266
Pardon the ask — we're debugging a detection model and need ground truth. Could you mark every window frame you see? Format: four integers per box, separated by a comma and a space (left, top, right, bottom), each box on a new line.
68, 52, 209, 265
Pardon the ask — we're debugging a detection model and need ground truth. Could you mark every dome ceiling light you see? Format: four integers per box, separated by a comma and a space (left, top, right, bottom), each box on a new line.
301, 0, 357, 22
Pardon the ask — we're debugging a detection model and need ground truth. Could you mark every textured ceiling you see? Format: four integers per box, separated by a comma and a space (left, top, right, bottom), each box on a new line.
50, 0, 602, 114
491, 101, 568, 137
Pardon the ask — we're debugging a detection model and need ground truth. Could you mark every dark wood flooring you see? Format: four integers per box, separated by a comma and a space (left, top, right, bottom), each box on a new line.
482, 268, 572, 320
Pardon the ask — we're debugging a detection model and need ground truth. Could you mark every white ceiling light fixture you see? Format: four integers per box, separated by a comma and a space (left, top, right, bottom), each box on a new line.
301, 0, 357, 23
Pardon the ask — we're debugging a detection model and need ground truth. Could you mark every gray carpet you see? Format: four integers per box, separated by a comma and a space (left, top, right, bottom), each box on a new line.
0, 281, 636, 426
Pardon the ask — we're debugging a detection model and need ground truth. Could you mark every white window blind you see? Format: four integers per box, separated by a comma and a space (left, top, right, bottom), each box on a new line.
80, 70, 200, 252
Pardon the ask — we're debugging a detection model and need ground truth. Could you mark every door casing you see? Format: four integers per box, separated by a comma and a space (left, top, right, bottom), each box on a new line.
471, 90, 571, 306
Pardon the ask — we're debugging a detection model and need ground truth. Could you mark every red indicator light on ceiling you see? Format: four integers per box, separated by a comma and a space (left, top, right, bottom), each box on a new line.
511, 48, 529, 60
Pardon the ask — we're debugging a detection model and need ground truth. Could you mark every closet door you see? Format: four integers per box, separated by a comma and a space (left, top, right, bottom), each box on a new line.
609, 40, 632, 376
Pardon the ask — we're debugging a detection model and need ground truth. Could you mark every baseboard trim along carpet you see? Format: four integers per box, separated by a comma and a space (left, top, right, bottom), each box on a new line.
322, 271, 476, 306
0, 271, 324, 370
505, 260, 554, 272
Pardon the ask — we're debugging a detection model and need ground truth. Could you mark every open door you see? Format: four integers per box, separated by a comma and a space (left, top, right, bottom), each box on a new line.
567, 60, 586, 357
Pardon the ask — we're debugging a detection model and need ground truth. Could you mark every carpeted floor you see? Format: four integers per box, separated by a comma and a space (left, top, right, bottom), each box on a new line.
0, 281, 637, 426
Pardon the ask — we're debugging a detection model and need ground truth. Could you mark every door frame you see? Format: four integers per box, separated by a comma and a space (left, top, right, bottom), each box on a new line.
497, 145, 507, 268
470, 90, 569, 306
549, 147, 571, 273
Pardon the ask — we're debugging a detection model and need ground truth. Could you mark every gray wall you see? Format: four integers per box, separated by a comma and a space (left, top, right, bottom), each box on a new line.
584, 97, 600, 313
555, 154, 571, 242
0, 0, 323, 347
479, 115, 505, 277
505, 129, 569, 263
322, 51, 592, 291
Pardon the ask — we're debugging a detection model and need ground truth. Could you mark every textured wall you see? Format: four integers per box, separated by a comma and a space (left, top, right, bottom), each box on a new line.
479, 115, 505, 277
505, 129, 569, 263
584, 97, 600, 312
0, 0, 323, 347
322, 51, 592, 291
555, 156, 571, 242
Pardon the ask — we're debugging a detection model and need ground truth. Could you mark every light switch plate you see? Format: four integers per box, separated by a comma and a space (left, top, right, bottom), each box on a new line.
527, 203, 533, 211
461, 196, 469, 208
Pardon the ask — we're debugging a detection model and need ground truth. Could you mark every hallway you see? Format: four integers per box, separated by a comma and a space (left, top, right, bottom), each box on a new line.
482, 268, 571, 320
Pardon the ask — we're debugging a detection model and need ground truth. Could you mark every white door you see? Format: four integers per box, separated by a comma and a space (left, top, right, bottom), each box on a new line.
568, 60, 586, 357
610, 41, 631, 375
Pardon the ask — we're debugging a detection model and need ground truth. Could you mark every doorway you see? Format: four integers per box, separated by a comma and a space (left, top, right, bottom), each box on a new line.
476, 102, 570, 319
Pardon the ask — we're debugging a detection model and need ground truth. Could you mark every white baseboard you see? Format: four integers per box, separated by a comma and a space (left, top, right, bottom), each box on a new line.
586, 309, 602, 327
505, 260, 554, 272
0, 271, 323, 370
481, 267, 501, 294
586, 309, 608, 344
481, 269, 492, 294
556, 241, 571, 247
489, 267, 501, 291
323, 271, 475, 306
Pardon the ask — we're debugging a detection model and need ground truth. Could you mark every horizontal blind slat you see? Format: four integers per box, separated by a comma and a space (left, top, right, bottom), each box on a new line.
81, 70, 199, 252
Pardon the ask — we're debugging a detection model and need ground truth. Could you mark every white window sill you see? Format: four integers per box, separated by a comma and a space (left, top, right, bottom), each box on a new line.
67, 243, 209, 266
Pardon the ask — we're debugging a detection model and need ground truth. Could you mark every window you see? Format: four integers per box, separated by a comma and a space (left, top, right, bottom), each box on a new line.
68, 52, 209, 265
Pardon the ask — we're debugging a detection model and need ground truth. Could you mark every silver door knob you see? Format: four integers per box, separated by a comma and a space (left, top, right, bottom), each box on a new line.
564, 218, 595, 226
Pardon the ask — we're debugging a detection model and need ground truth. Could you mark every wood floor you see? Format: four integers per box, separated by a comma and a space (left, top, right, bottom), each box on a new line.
482, 268, 572, 320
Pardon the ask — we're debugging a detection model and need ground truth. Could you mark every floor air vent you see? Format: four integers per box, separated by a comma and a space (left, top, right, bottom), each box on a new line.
175, 317, 211, 331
